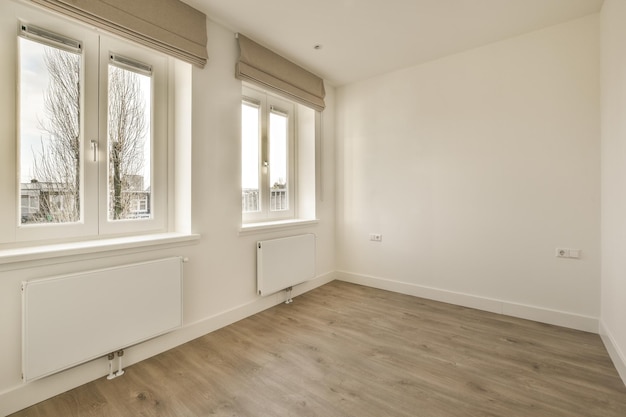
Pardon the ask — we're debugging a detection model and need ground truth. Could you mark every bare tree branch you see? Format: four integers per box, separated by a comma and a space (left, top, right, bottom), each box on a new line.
30, 47, 81, 223
108, 66, 147, 220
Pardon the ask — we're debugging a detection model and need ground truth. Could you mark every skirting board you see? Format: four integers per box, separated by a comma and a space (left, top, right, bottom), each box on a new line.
600, 320, 626, 386
0, 272, 335, 417
335, 271, 599, 334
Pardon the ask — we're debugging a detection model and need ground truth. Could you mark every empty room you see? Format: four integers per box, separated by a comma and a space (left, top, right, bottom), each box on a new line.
1, 0, 626, 415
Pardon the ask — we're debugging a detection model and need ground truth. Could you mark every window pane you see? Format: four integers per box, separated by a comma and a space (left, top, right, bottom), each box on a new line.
107, 64, 152, 220
19, 37, 82, 224
269, 110, 288, 211
242, 102, 260, 213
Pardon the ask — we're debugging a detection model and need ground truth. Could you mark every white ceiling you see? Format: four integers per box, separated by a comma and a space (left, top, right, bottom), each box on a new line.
183, 0, 604, 86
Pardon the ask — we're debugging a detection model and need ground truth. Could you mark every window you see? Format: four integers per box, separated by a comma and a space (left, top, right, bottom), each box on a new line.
241, 85, 318, 226
19, 27, 83, 226
107, 54, 153, 222
3, 3, 172, 246
242, 86, 295, 222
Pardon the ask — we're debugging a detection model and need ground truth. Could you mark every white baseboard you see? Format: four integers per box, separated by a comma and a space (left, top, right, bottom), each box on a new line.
600, 320, 626, 386
335, 271, 599, 333
0, 272, 335, 417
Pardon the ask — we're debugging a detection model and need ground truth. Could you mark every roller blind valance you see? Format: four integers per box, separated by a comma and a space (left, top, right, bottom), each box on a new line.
236, 34, 325, 112
29, 0, 208, 67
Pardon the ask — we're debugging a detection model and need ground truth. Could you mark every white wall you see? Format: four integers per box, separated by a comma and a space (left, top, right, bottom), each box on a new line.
0, 17, 336, 415
600, 0, 626, 383
336, 15, 600, 331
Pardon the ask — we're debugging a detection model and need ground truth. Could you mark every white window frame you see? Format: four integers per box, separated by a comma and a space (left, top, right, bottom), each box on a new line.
242, 85, 296, 224
98, 36, 168, 235
1, 1, 173, 248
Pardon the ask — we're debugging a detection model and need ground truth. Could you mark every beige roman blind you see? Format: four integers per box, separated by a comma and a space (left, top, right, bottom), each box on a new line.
30, 0, 208, 67
236, 34, 325, 111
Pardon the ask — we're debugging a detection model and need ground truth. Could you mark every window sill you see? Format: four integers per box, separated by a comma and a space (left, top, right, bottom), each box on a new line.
239, 219, 319, 235
0, 232, 200, 266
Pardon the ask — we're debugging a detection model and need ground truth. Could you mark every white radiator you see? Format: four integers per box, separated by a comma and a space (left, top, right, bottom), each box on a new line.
257, 234, 316, 296
22, 257, 183, 382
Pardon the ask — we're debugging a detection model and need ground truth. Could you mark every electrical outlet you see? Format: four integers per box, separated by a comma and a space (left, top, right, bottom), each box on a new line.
556, 248, 569, 258
555, 248, 582, 259
369, 233, 382, 242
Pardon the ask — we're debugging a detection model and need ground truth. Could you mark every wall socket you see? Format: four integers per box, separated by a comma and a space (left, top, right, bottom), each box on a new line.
556, 248, 581, 259
369, 233, 383, 242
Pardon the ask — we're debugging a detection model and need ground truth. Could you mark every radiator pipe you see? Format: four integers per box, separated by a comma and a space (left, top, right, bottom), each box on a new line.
115, 350, 125, 377
106, 353, 115, 380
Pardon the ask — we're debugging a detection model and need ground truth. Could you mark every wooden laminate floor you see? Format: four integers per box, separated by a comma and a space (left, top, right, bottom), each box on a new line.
10, 281, 626, 417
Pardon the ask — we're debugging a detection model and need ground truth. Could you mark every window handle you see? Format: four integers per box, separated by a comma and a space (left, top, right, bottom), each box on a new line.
264, 161, 269, 167
91, 140, 98, 162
